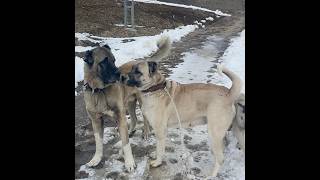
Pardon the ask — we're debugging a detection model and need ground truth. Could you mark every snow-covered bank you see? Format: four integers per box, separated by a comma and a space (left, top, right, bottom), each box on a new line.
221, 30, 245, 93
169, 30, 245, 94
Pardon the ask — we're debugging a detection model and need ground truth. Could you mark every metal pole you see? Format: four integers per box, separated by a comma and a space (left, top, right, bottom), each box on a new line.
124, 0, 128, 27
131, 0, 135, 29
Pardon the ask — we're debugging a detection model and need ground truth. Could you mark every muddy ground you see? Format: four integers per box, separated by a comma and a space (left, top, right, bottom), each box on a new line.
76, 0, 221, 38
75, 0, 244, 179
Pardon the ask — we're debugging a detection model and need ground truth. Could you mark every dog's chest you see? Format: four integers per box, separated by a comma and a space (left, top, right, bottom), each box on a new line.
84, 92, 114, 117
141, 96, 166, 126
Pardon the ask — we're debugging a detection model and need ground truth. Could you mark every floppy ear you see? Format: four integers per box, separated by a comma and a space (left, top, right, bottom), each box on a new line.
102, 44, 111, 50
84, 50, 94, 66
148, 61, 158, 74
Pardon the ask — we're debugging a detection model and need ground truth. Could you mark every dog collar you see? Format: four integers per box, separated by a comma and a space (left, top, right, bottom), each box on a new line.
83, 83, 105, 94
141, 81, 167, 93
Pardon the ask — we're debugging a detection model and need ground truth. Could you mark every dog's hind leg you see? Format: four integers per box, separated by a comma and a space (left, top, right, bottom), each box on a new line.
128, 100, 138, 137
86, 111, 104, 167
207, 106, 234, 177
209, 133, 225, 177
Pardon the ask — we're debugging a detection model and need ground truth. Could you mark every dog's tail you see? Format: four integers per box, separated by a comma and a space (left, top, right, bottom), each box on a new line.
217, 64, 242, 103
149, 36, 171, 62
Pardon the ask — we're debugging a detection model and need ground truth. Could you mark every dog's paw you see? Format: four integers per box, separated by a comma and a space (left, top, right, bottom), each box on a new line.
125, 157, 136, 172
123, 143, 136, 172
86, 155, 102, 167
150, 159, 162, 167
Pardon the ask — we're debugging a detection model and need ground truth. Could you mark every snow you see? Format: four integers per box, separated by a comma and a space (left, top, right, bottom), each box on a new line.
75, 56, 84, 88
75, 46, 94, 52
103, 127, 117, 144
114, 24, 145, 28
206, 17, 214, 21
221, 30, 245, 94
77, 25, 198, 67
103, 25, 198, 67
169, 30, 245, 94
169, 35, 224, 84
131, 0, 231, 16
79, 125, 244, 180
214, 10, 231, 17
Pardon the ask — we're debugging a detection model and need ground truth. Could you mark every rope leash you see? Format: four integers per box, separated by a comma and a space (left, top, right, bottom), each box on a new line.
164, 85, 191, 177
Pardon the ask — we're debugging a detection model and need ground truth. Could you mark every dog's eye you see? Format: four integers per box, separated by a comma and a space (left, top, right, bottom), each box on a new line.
99, 57, 108, 67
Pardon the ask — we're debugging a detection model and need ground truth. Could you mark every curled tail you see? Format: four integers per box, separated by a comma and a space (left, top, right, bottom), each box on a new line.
149, 36, 171, 62
217, 64, 242, 103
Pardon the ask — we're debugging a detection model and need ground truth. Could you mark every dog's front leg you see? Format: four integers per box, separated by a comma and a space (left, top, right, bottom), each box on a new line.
137, 96, 150, 140
86, 111, 104, 167
150, 116, 167, 167
118, 111, 136, 172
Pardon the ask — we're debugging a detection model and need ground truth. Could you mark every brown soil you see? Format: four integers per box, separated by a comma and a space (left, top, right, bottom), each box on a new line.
76, 0, 220, 37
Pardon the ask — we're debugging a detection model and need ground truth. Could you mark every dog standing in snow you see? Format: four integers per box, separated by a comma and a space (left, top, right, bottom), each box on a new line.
82, 44, 136, 171
123, 36, 244, 177
82, 37, 169, 171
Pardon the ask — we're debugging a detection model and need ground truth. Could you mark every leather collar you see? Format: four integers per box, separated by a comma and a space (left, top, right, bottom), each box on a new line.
83, 83, 105, 93
141, 81, 166, 93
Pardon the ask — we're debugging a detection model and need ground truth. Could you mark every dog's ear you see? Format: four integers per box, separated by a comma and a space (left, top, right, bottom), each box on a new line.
148, 61, 158, 74
102, 44, 111, 50
84, 50, 94, 66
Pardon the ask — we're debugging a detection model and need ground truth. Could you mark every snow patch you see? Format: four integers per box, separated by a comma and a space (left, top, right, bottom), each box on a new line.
103, 127, 117, 144
75, 46, 95, 52
214, 10, 231, 17
206, 17, 214, 21
169, 30, 245, 94
75, 56, 84, 88
220, 30, 245, 93
169, 36, 223, 83
114, 24, 145, 28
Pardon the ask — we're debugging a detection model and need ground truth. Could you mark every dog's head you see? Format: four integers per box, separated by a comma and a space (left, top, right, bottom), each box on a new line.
83, 44, 120, 89
235, 93, 245, 129
123, 61, 163, 91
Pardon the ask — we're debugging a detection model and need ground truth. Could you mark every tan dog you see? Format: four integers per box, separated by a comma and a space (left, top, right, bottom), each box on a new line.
82, 44, 137, 171
82, 37, 170, 172
124, 57, 244, 177
119, 61, 151, 139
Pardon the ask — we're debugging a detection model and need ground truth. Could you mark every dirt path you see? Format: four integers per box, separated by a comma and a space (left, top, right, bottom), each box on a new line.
159, 11, 245, 76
